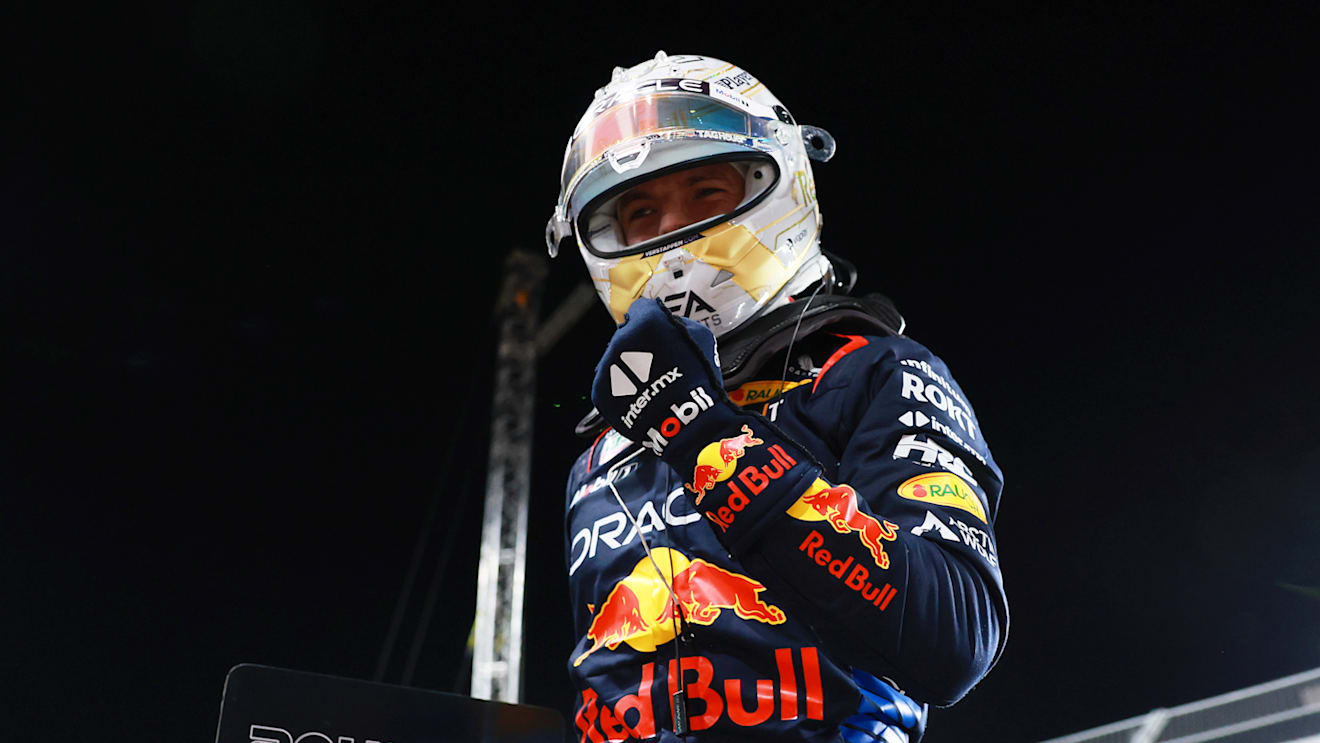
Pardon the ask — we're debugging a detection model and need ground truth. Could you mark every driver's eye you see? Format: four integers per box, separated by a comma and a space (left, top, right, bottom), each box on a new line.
626, 206, 655, 221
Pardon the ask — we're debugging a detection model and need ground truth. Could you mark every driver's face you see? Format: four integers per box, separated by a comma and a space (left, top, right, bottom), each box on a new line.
616, 163, 746, 246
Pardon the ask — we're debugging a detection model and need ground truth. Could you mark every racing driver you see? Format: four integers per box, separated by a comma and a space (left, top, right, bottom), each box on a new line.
546, 52, 1008, 743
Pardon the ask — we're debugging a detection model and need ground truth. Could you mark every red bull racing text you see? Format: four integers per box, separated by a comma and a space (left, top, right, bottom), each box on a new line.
574, 647, 825, 742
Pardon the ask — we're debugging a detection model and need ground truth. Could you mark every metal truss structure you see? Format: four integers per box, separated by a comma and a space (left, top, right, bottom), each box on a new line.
470, 250, 548, 702
1041, 666, 1320, 743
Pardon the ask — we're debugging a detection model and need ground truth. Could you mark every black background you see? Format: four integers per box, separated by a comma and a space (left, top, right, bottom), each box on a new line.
8, 3, 1320, 740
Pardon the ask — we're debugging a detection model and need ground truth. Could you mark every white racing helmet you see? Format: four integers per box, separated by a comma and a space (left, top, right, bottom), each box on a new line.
547, 51, 837, 337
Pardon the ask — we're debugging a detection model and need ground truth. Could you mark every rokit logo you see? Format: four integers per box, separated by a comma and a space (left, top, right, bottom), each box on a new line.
899, 371, 978, 440
250, 724, 388, 743
899, 358, 966, 407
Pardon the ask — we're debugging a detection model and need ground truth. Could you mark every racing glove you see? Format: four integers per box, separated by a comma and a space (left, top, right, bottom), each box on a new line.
590, 298, 823, 554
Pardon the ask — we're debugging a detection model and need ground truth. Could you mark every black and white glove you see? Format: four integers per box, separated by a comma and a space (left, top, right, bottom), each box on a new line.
590, 298, 820, 551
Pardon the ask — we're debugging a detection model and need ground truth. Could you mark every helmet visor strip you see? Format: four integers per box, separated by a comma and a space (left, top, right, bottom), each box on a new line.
561, 91, 774, 197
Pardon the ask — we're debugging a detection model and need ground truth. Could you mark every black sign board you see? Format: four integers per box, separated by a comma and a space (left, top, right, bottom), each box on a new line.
215, 664, 566, 743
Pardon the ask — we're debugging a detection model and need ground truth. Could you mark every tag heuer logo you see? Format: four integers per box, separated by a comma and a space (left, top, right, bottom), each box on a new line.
610, 351, 653, 396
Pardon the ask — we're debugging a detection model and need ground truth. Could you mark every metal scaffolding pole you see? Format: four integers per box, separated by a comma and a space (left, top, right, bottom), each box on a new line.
471, 249, 547, 702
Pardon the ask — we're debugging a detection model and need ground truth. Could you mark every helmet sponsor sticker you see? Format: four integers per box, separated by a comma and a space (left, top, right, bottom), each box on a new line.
711, 70, 756, 90
662, 290, 718, 324
640, 231, 702, 258
897, 472, 987, 523
587, 78, 712, 117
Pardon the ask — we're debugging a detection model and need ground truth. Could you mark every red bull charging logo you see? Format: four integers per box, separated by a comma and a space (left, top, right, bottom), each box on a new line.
787, 480, 900, 569
684, 425, 763, 504
574, 547, 785, 667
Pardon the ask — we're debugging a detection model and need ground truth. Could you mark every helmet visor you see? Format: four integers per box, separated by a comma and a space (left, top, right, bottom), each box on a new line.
578, 153, 779, 258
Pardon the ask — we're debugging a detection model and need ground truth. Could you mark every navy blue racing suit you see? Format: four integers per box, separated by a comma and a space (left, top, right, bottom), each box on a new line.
563, 296, 1007, 742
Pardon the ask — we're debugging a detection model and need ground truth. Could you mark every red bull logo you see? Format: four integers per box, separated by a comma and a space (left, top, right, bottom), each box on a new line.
684, 425, 763, 504
658, 557, 786, 625
574, 548, 785, 667
574, 647, 825, 742
787, 480, 900, 569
